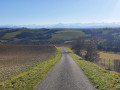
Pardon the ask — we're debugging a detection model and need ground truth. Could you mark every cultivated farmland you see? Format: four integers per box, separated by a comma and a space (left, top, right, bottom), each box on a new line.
97, 52, 120, 71
99, 51, 120, 60
0, 45, 56, 82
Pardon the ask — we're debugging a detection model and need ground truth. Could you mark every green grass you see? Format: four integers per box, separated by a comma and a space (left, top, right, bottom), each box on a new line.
2, 31, 21, 39
0, 47, 61, 90
2, 29, 47, 39
102, 30, 110, 35
0, 40, 7, 43
67, 48, 120, 90
13, 38, 22, 41
20, 29, 48, 34
51, 30, 86, 40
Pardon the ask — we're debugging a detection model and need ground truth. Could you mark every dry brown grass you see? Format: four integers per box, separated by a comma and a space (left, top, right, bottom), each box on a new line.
99, 52, 120, 60
0, 44, 56, 82
97, 52, 120, 71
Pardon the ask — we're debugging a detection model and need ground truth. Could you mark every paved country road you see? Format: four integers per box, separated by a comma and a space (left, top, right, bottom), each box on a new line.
34, 47, 95, 90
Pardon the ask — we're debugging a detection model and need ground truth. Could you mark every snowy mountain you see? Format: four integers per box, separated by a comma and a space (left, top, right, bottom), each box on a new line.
0, 22, 120, 28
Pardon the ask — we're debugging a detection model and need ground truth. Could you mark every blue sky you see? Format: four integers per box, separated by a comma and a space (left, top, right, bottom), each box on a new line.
0, 0, 120, 25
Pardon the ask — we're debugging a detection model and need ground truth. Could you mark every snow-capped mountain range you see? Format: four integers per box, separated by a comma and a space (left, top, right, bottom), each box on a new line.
0, 22, 120, 28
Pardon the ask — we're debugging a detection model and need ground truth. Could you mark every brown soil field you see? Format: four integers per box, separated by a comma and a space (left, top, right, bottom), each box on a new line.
0, 44, 56, 82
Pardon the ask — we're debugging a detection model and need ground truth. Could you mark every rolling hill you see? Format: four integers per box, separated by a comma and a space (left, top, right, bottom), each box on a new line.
0, 28, 120, 44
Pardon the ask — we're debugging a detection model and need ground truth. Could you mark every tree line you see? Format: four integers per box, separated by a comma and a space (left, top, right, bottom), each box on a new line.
71, 35, 120, 62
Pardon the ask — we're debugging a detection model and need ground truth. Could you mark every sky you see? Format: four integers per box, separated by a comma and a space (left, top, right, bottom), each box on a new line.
0, 0, 120, 25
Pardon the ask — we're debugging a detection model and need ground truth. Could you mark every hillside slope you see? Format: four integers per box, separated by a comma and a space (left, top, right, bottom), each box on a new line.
1, 28, 120, 44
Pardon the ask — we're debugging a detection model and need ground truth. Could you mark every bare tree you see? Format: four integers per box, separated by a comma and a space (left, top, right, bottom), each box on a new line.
90, 36, 103, 46
85, 41, 99, 62
72, 37, 85, 57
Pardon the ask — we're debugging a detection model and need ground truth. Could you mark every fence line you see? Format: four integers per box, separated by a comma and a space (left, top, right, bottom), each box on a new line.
96, 59, 120, 73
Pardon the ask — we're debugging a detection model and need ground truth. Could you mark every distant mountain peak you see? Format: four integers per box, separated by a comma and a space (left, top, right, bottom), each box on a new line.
0, 22, 120, 28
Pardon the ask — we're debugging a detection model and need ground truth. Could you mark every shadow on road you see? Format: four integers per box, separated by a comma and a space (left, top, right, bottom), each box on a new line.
62, 51, 71, 54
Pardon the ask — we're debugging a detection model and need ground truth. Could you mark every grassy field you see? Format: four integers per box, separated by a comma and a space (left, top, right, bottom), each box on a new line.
0, 46, 61, 90
2, 29, 87, 42
2, 31, 21, 39
99, 51, 120, 60
98, 52, 120, 68
51, 29, 86, 40
2, 29, 47, 39
0, 45, 56, 82
67, 48, 120, 90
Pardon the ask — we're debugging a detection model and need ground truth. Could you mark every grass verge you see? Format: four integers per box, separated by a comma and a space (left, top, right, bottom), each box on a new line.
0, 47, 61, 90
67, 48, 120, 90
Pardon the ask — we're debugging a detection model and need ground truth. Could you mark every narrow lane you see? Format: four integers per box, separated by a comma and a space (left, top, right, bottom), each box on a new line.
34, 47, 95, 90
